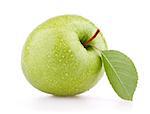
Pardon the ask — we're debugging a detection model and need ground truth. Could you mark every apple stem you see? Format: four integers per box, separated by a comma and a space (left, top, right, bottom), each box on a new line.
83, 29, 100, 47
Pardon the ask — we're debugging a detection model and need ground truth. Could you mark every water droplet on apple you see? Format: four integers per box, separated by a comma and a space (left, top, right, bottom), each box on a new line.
60, 39, 63, 42
65, 72, 68, 76
62, 55, 65, 58
55, 53, 58, 56
26, 46, 30, 50
28, 70, 31, 74
49, 80, 52, 82
59, 59, 62, 62
47, 55, 50, 58
68, 50, 71, 53
61, 77, 65, 79
55, 47, 58, 50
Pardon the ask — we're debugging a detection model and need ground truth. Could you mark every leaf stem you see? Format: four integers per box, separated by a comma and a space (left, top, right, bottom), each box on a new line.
83, 29, 100, 47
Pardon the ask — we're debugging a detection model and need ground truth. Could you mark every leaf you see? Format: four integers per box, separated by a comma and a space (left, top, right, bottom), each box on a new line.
101, 50, 138, 100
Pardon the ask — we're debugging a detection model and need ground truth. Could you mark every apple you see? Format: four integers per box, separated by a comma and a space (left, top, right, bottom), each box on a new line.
21, 15, 108, 96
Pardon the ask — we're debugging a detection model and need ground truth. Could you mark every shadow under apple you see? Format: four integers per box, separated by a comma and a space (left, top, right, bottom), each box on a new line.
29, 95, 133, 112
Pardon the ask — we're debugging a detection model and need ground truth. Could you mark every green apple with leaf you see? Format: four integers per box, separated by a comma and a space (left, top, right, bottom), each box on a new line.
22, 15, 138, 100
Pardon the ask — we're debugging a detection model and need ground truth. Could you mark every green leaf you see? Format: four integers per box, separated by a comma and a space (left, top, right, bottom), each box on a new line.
101, 50, 138, 100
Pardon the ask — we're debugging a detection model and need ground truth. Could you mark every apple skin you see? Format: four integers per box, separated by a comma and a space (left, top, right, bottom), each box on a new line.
21, 15, 108, 96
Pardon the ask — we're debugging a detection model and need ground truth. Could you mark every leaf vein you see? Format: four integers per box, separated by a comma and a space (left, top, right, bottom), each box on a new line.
102, 52, 130, 97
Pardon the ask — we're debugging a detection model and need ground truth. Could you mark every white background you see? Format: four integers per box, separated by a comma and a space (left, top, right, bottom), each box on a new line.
0, 0, 149, 114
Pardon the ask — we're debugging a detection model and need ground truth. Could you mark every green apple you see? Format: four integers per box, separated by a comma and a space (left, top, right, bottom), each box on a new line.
21, 15, 108, 96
